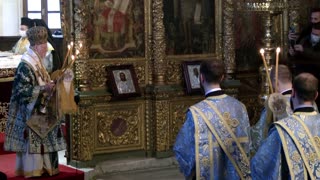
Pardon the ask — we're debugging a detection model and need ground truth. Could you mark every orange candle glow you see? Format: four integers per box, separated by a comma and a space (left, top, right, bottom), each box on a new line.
260, 48, 273, 93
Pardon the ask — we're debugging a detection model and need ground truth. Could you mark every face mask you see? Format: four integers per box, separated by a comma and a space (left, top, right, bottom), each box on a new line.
19, 30, 27, 37
311, 33, 320, 45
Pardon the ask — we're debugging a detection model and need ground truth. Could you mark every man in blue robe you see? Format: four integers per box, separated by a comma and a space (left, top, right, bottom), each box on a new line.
251, 73, 320, 179
174, 60, 251, 179
251, 65, 293, 155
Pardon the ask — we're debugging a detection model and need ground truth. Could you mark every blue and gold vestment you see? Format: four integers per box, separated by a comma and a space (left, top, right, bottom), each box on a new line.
251, 107, 320, 180
251, 90, 292, 155
174, 92, 251, 179
5, 48, 66, 153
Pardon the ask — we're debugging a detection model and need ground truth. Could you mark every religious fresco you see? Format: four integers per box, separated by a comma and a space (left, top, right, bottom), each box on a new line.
88, 0, 145, 58
163, 0, 215, 55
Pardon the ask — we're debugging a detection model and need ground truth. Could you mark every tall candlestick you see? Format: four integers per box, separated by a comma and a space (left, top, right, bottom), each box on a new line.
275, 47, 280, 92
62, 44, 72, 69
260, 48, 273, 93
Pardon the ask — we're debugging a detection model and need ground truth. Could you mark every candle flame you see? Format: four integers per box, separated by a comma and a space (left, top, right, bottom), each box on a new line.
260, 48, 265, 54
71, 55, 75, 60
76, 49, 80, 55
276, 47, 281, 53
70, 42, 74, 47
79, 43, 83, 49
67, 45, 71, 49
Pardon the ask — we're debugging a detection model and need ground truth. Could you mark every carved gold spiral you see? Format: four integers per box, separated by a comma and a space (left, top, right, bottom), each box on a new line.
223, 0, 236, 77
155, 100, 170, 151
71, 100, 95, 161
152, 0, 167, 84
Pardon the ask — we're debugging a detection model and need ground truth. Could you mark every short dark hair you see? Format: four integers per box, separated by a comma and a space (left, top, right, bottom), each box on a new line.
200, 60, 225, 84
21, 17, 33, 28
270, 64, 292, 84
293, 73, 318, 101
311, 7, 320, 13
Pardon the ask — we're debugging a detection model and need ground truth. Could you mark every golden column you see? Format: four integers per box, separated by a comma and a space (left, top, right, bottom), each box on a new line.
151, 0, 171, 157
152, 0, 167, 85
223, 0, 236, 79
239, 0, 286, 103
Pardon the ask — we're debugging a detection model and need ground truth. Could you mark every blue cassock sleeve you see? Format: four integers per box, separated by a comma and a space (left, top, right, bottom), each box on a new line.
251, 127, 283, 180
173, 110, 196, 178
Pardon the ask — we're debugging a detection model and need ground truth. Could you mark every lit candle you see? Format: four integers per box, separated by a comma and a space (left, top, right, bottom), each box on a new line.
70, 55, 76, 67
275, 47, 281, 92
260, 48, 273, 93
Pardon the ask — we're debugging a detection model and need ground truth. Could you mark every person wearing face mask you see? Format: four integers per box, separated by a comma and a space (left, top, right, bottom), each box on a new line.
4, 26, 66, 178
12, 17, 33, 54
251, 73, 320, 179
289, 23, 320, 108
288, 8, 320, 46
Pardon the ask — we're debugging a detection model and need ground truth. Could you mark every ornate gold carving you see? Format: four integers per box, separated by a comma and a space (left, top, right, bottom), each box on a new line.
0, 102, 9, 133
166, 61, 182, 84
155, 100, 170, 151
152, 0, 167, 84
61, 0, 320, 163
74, 0, 90, 60
170, 100, 200, 145
71, 101, 95, 161
0, 68, 15, 79
97, 109, 140, 146
60, 0, 72, 43
223, 0, 236, 78
75, 60, 90, 91
75, 60, 146, 90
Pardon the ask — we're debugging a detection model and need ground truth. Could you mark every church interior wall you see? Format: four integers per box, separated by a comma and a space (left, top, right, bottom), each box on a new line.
0, 0, 320, 166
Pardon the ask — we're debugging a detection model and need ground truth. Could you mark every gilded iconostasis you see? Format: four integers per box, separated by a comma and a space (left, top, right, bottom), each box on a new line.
57, 0, 320, 164
1, 0, 319, 164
